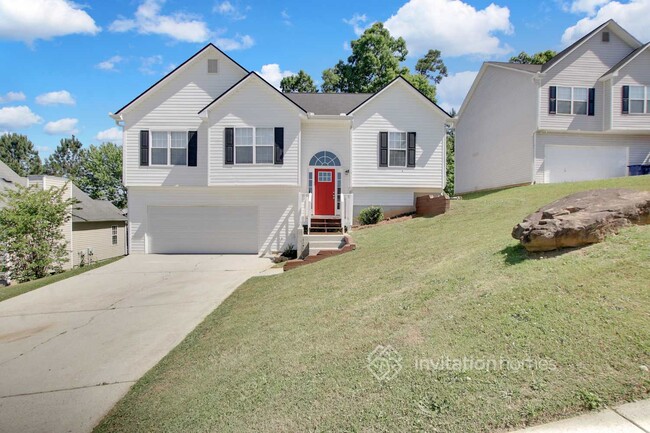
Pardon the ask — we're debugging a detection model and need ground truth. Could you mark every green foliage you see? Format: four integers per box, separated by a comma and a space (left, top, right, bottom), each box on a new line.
0, 133, 42, 176
509, 50, 557, 65
577, 390, 604, 411
280, 70, 318, 93
76, 142, 127, 209
44, 135, 83, 178
358, 206, 384, 225
320, 23, 443, 103
445, 124, 455, 196
0, 183, 76, 282
415, 49, 448, 84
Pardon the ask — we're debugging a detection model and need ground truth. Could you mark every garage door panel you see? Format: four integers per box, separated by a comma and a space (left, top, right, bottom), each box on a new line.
148, 206, 258, 254
546, 145, 628, 183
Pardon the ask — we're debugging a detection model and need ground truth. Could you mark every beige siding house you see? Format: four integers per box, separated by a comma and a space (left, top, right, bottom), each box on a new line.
110, 44, 451, 256
455, 20, 650, 194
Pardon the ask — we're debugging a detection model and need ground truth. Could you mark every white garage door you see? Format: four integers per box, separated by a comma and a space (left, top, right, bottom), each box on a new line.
546, 145, 628, 183
147, 206, 258, 254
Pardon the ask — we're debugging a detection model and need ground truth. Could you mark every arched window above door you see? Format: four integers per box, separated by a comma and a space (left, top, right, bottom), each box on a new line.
309, 151, 341, 166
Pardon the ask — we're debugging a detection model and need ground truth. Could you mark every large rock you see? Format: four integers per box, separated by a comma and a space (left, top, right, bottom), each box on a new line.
512, 189, 650, 252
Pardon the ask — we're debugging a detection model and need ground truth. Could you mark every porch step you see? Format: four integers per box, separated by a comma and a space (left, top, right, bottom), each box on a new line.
309, 217, 343, 233
304, 234, 346, 255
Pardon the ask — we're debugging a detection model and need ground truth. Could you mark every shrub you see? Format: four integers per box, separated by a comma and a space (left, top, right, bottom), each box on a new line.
358, 206, 384, 225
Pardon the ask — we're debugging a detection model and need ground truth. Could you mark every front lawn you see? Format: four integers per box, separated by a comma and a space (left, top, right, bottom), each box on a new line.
96, 177, 650, 433
0, 256, 124, 303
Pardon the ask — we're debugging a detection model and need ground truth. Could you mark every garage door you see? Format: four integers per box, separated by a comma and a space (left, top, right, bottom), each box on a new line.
147, 206, 258, 254
546, 145, 628, 183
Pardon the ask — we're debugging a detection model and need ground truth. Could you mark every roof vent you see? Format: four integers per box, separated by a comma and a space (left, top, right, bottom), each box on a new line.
208, 59, 218, 74
602, 31, 610, 42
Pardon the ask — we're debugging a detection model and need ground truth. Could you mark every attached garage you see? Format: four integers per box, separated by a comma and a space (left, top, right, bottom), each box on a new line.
147, 206, 258, 254
545, 145, 628, 183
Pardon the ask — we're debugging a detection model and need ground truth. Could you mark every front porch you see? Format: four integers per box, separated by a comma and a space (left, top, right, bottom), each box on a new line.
298, 192, 354, 235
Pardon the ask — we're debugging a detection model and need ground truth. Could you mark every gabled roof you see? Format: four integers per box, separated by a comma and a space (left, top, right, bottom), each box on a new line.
541, 19, 642, 73
485, 62, 542, 73
600, 43, 650, 80
346, 76, 452, 119
72, 185, 126, 223
284, 93, 373, 115
114, 43, 248, 116
198, 72, 307, 115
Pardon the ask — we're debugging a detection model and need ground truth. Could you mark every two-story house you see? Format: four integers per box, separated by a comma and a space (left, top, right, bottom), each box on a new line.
110, 44, 450, 256
454, 20, 650, 194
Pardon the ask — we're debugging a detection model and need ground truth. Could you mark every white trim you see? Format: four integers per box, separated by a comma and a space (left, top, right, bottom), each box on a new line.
232, 126, 276, 165
149, 130, 189, 167
387, 131, 408, 168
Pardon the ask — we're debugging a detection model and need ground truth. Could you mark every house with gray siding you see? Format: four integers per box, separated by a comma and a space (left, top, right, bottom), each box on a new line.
110, 44, 451, 256
455, 20, 650, 194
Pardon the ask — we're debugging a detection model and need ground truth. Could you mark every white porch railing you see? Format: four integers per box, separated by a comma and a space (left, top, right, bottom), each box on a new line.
298, 192, 312, 234
340, 193, 354, 232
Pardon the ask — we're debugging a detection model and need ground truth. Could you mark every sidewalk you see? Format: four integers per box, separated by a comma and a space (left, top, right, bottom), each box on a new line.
511, 400, 650, 433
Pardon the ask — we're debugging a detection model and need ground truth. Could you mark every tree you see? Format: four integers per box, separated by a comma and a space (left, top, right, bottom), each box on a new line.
403, 73, 437, 102
44, 135, 83, 178
415, 49, 448, 84
76, 142, 126, 209
0, 133, 42, 176
281, 70, 318, 93
444, 108, 456, 196
509, 50, 557, 65
0, 183, 76, 282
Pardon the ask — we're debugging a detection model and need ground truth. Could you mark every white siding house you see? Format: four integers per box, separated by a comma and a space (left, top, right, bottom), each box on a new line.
111, 44, 451, 256
455, 20, 650, 194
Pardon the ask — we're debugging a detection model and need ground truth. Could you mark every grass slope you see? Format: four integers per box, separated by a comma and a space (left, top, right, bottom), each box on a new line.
96, 178, 650, 433
0, 257, 123, 303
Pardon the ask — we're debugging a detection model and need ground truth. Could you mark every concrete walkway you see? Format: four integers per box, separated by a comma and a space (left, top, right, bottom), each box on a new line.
0, 254, 272, 433
511, 399, 650, 433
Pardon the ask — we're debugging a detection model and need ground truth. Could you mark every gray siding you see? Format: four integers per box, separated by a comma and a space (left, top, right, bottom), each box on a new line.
72, 221, 127, 266
611, 49, 650, 130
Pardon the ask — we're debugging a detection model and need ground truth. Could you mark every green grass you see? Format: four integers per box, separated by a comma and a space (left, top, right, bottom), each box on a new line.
95, 178, 650, 433
0, 256, 124, 303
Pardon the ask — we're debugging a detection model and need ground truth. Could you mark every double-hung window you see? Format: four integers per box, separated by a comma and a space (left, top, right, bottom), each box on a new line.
556, 87, 588, 115
111, 225, 118, 245
628, 86, 650, 114
151, 131, 188, 166
234, 127, 274, 164
388, 132, 407, 167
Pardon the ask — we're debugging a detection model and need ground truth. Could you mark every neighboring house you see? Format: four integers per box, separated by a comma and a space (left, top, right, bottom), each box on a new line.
455, 20, 650, 194
110, 44, 451, 256
0, 160, 127, 271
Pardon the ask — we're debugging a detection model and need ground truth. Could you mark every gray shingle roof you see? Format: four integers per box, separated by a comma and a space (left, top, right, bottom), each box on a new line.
283, 93, 373, 115
72, 185, 126, 223
0, 161, 28, 205
485, 62, 543, 73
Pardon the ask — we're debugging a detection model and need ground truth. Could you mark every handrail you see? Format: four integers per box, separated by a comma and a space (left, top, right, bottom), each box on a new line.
340, 193, 354, 232
298, 192, 312, 235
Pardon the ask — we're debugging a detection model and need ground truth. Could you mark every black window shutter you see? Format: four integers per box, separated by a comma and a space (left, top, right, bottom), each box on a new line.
407, 132, 416, 167
224, 128, 234, 165
139, 130, 149, 166
379, 132, 388, 167
588, 88, 596, 116
549, 86, 557, 114
187, 131, 197, 166
274, 127, 284, 165
622, 85, 629, 114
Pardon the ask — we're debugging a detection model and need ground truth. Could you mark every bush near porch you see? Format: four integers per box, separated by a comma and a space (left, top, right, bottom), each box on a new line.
96, 176, 650, 433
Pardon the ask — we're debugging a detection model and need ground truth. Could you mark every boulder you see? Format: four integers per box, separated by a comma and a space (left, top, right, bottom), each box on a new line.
512, 189, 650, 252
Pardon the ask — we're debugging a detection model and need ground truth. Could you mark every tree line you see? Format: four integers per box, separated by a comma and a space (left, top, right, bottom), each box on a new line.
0, 133, 126, 209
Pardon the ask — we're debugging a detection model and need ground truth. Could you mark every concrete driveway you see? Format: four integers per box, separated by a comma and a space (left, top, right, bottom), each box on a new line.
0, 254, 273, 433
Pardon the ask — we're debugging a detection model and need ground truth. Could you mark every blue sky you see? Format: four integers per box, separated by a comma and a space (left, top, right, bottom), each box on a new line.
1, 0, 648, 157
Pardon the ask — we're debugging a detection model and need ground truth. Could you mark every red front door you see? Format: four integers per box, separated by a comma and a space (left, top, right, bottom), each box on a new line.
314, 169, 336, 215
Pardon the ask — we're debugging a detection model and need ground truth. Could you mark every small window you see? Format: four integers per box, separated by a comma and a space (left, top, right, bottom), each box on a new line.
151, 132, 168, 165
308, 172, 313, 193
111, 225, 118, 245
602, 31, 610, 42
208, 59, 218, 74
388, 132, 407, 167
336, 172, 342, 210
629, 86, 646, 114
556, 87, 589, 115
151, 131, 188, 166
317, 171, 332, 182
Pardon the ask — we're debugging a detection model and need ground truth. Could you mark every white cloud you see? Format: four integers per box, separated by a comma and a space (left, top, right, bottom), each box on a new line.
257, 64, 295, 89
214, 1, 247, 20
35, 90, 75, 106
139, 55, 163, 75
96, 55, 124, 71
281, 9, 291, 26
0, 0, 100, 44
216, 34, 254, 50
562, 0, 650, 44
436, 70, 478, 113
0, 106, 43, 129
44, 117, 78, 135
563, 0, 612, 14
109, 0, 212, 43
95, 126, 122, 143
0, 91, 26, 103
385, 0, 513, 57
343, 13, 369, 36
